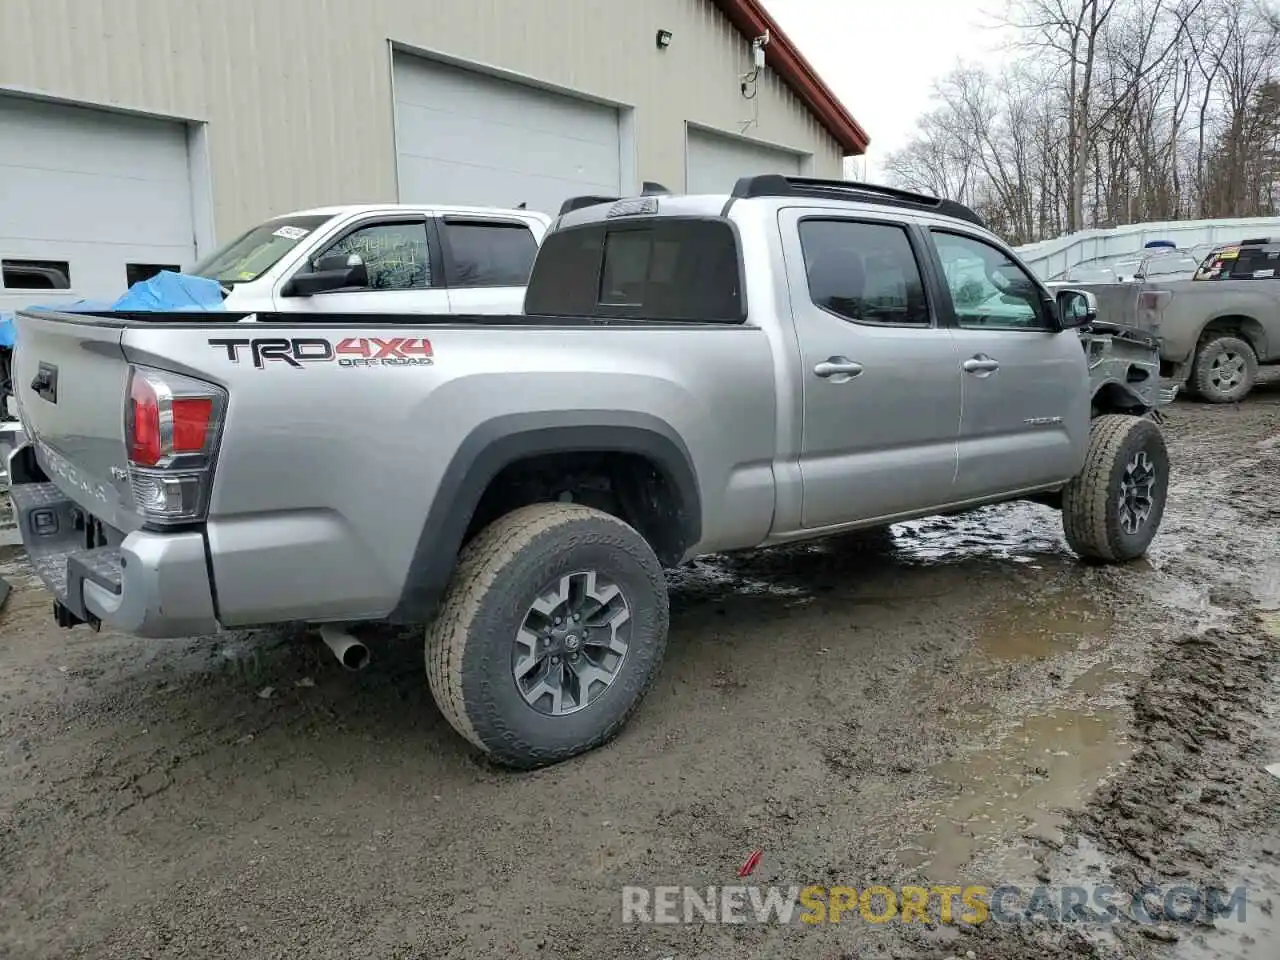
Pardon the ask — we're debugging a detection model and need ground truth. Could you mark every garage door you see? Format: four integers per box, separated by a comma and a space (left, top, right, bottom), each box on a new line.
393, 55, 621, 216
0, 96, 196, 312
685, 126, 803, 194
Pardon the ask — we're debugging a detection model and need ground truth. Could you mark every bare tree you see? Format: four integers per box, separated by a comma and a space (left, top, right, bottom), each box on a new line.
884, 0, 1280, 242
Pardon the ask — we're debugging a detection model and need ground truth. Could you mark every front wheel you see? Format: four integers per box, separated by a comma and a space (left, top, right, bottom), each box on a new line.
425, 503, 669, 769
1062, 414, 1170, 563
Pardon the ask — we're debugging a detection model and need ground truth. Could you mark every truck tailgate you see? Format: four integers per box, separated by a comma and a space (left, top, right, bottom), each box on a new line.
12, 311, 139, 531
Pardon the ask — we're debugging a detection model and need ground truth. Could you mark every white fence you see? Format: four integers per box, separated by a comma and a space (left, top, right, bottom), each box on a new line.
1014, 216, 1280, 280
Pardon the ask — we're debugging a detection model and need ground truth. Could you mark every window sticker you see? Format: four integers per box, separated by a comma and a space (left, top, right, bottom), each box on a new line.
272, 225, 311, 241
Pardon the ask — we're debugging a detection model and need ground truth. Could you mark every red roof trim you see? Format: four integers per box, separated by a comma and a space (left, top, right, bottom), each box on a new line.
710, 0, 870, 155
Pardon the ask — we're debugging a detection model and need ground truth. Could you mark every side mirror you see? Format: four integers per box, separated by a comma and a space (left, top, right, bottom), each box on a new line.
1055, 288, 1098, 329
283, 253, 368, 297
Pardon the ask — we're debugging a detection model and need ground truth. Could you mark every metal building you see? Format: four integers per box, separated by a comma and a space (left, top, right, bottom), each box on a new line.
0, 0, 867, 307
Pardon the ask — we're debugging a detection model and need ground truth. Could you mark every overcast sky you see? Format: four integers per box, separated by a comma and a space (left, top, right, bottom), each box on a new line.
760, 0, 1018, 181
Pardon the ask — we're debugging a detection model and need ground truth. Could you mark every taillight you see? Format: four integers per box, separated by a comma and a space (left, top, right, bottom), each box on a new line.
1137, 290, 1171, 338
1137, 291, 1171, 313
125, 367, 226, 524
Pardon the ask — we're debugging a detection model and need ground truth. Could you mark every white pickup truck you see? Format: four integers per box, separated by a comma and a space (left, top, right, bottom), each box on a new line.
0, 203, 549, 423
192, 203, 551, 315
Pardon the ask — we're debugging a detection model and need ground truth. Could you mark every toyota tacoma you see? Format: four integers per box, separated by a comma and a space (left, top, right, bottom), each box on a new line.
7, 176, 1170, 768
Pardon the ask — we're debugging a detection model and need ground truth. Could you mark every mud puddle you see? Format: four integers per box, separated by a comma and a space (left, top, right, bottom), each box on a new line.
901, 704, 1132, 880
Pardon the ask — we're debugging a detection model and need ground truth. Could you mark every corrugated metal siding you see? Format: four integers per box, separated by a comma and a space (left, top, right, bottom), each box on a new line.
0, 0, 845, 239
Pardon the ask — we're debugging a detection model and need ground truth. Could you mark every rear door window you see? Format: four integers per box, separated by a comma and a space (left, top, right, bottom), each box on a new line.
798, 219, 930, 326
441, 220, 538, 287
525, 218, 743, 322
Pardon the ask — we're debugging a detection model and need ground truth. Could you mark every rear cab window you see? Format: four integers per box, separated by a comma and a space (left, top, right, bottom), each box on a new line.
525, 217, 743, 322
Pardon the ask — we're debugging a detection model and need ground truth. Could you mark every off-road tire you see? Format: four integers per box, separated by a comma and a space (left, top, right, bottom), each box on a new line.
1062, 414, 1169, 563
1191, 334, 1257, 403
425, 503, 669, 769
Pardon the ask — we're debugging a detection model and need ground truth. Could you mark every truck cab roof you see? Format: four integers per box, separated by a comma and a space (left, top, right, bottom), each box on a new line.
271, 203, 552, 223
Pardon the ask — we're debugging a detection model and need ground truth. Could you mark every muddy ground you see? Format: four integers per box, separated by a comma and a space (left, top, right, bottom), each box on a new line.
1, 391, 1279, 960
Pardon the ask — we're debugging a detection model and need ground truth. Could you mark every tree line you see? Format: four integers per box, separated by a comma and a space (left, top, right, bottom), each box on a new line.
883, 0, 1280, 244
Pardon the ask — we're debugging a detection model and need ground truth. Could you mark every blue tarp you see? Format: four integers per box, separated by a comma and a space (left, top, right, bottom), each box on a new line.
0, 271, 224, 349
110, 271, 226, 312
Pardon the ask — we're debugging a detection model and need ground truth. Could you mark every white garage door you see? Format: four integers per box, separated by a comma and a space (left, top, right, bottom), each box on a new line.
686, 126, 804, 195
393, 55, 621, 216
0, 96, 196, 312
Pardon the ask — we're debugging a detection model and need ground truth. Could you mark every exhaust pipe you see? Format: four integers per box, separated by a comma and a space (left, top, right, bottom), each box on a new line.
318, 625, 370, 672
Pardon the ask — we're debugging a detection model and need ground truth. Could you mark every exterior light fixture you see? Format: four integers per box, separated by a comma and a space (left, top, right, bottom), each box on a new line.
656, 29, 673, 49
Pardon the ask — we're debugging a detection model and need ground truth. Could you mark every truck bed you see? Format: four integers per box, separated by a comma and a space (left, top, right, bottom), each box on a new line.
8, 305, 778, 634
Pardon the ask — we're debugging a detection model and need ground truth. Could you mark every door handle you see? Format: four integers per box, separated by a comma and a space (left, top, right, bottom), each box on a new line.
962, 355, 1000, 375
814, 357, 864, 379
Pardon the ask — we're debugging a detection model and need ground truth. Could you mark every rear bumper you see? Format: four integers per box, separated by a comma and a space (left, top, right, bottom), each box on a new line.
8, 449, 220, 638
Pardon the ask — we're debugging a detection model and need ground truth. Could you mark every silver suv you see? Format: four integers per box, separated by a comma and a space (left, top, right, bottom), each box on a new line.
8, 176, 1170, 767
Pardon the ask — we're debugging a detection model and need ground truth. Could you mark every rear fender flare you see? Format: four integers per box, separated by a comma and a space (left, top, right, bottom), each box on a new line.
389, 411, 700, 623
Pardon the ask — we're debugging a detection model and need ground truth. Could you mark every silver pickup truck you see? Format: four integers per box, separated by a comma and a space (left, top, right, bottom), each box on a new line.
6, 176, 1170, 768
1139, 238, 1280, 402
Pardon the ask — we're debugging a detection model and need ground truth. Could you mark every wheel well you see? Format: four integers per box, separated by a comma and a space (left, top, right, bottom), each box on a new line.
464, 451, 691, 566
1200, 315, 1266, 357
1092, 382, 1149, 417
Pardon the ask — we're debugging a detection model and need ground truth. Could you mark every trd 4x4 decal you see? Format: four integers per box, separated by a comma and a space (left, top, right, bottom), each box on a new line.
209, 337, 433, 369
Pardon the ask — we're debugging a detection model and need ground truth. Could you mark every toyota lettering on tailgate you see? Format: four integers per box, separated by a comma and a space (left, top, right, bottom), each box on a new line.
208, 337, 434, 369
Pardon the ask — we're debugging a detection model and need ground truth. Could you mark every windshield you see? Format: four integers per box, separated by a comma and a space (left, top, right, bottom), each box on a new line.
191, 214, 333, 284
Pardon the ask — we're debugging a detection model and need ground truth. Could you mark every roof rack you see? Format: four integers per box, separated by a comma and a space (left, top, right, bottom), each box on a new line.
730, 175, 986, 228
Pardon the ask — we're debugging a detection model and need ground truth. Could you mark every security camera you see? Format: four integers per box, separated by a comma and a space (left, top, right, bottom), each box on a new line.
752, 30, 769, 69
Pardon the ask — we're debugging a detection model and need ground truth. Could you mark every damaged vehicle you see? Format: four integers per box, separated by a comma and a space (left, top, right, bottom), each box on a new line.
1137, 237, 1280, 402
1077, 317, 1171, 415
6, 176, 1171, 769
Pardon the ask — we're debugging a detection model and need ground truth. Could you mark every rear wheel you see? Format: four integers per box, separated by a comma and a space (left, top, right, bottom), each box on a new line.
1062, 414, 1169, 563
1192, 334, 1257, 403
425, 503, 669, 769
